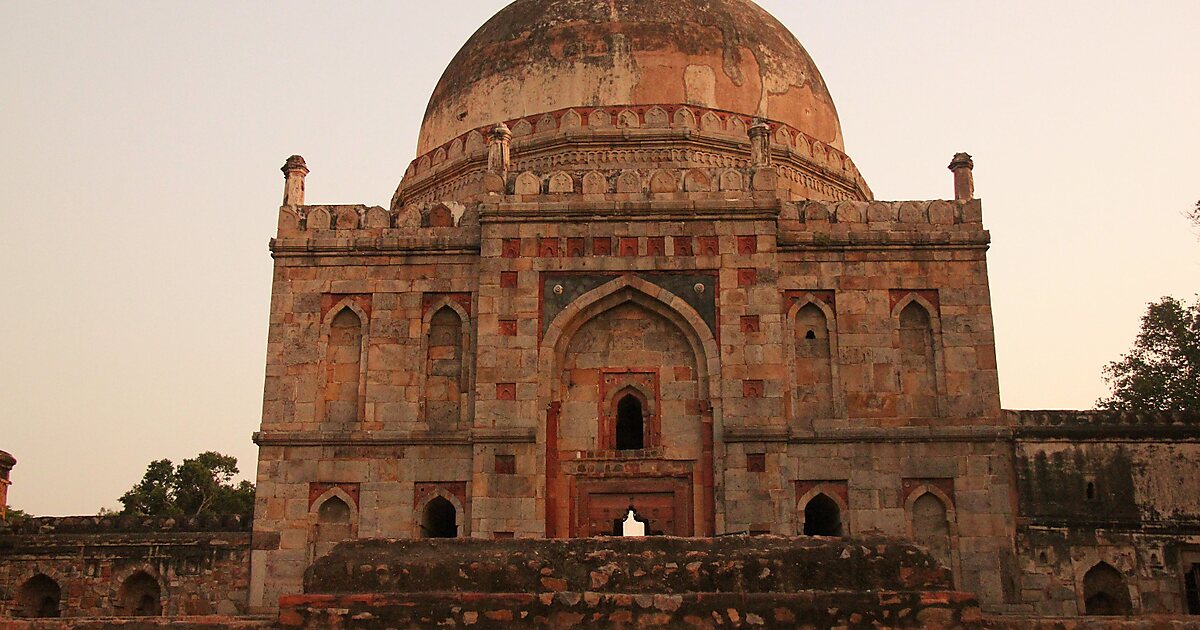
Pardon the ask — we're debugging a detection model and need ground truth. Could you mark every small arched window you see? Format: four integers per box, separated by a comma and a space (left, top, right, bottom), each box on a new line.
898, 301, 937, 417
311, 495, 354, 561
803, 493, 842, 537
324, 307, 363, 426
426, 306, 465, 428
794, 303, 833, 421
1083, 562, 1131, 616
119, 571, 162, 617
615, 395, 645, 451
17, 574, 61, 618
318, 496, 351, 524
911, 492, 951, 566
422, 496, 458, 538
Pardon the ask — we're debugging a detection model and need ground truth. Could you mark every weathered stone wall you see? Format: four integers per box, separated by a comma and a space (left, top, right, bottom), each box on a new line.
1011, 411, 1200, 617
0, 516, 251, 620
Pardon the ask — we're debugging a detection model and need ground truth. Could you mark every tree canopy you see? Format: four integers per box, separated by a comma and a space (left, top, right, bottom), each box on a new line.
119, 452, 254, 517
1098, 296, 1200, 413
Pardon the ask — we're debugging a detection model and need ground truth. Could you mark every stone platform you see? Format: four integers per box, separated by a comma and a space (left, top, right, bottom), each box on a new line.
280, 535, 984, 628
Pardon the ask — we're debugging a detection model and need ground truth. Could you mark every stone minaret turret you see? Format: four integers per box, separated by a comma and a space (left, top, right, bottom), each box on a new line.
488, 123, 513, 180
949, 152, 975, 201
0, 450, 15, 522
748, 121, 773, 167
282, 155, 309, 207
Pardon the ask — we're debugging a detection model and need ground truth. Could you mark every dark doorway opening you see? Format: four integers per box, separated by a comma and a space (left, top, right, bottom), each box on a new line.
18, 574, 60, 618
1083, 562, 1131, 616
422, 496, 458, 538
803, 493, 843, 537
120, 571, 162, 617
1185, 563, 1199, 615
615, 395, 644, 450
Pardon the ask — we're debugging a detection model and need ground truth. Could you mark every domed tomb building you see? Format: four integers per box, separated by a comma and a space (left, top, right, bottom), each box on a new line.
252, 0, 1004, 610
248, 0, 1200, 620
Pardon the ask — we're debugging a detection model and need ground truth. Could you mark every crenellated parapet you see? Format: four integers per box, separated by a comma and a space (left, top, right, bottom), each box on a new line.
391, 105, 873, 210
2, 513, 252, 535
778, 199, 988, 249
1011, 409, 1200, 439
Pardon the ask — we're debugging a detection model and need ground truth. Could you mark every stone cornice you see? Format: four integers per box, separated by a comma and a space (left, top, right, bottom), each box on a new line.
725, 425, 1013, 444
252, 428, 536, 447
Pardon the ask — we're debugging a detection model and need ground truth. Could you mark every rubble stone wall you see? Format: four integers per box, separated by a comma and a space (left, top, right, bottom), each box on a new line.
0, 517, 251, 620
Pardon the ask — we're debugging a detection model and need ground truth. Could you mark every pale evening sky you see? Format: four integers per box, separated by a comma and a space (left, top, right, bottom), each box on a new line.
1, 1, 1197, 516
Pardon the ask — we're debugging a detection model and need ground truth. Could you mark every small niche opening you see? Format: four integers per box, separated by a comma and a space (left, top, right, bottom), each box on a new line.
1086, 481, 1097, 501
421, 496, 458, 539
615, 395, 645, 451
805, 329, 817, 340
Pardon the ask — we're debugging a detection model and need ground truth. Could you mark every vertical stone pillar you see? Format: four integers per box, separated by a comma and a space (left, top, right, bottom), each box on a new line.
949, 152, 975, 201
748, 121, 772, 167
0, 450, 15, 522
488, 123, 512, 180
282, 155, 309, 207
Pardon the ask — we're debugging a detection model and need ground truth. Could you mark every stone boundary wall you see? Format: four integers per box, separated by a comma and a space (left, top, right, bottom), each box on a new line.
1013, 410, 1200, 429
3, 515, 250, 536
0, 520, 252, 619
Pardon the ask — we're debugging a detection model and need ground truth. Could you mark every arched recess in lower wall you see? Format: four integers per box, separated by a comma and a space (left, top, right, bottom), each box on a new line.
538, 275, 722, 538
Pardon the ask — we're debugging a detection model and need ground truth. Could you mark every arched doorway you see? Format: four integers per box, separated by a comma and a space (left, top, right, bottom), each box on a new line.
17, 574, 60, 618
421, 496, 458, 538
1083, 562, 1131, 616
615, 394, 645, 451
119, 571, 162, 616
803, 493, 843, 537
542, 278, 719, 539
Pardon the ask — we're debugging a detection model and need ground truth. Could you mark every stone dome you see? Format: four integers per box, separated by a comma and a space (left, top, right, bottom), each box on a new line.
417, 0, 845, 156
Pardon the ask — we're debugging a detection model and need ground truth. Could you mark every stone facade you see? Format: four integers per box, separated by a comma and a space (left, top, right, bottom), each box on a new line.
2, 0, 1199, 627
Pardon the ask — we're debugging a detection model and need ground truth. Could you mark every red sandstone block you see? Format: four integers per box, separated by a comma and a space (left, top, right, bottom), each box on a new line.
497, 383, 517, 400
502, 238, 521, 258
500, 272, 518, 288
698, 236, 720, 256
743, 380, 764, 398
673, 236, 693, 256
566, 237, 585, 257
619, 237, 639, 257
647, 237, 666, 256
539, 237, 561, 257
738, 268, 758, 287
593, 237, 613, 256
740, 315, 760, 333
738, 235, 758, 255
499, 320, 518, 336
746, 453, 766, 472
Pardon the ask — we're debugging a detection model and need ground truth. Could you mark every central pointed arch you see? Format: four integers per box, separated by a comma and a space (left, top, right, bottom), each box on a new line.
539, 275, 722, 538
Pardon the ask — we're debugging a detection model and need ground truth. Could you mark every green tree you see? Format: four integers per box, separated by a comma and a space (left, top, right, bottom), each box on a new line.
119, 452, 254, 517
1099, 296, 1200, 413
4, 506, 31, 522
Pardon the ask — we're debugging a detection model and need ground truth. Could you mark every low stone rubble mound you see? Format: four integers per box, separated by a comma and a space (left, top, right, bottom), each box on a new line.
283, 536, 983, 629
